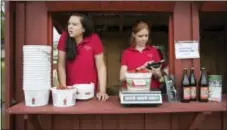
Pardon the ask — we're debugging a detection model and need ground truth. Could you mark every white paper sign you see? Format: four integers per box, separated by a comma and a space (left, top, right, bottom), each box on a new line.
175, 41, 200, 59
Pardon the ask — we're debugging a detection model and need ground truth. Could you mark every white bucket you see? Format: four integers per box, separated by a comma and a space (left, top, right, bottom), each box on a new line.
51, 87, 77, 107
74, 83, 95, 100
125, 72, 152, 91
23, 88, 50, 107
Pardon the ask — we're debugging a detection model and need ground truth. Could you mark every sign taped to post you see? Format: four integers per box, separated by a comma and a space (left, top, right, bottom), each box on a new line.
175, 41, 200, 59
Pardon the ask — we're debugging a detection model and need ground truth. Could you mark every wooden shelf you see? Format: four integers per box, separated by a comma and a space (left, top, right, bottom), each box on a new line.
7, 95, 227, 115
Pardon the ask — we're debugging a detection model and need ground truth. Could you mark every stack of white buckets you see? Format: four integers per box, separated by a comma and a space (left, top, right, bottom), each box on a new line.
23, 45, 51, 107
22, 45, 95, 107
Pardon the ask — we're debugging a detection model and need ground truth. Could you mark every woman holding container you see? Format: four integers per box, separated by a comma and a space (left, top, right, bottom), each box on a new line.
57, 13, 109, 101
120, 20, 164, 89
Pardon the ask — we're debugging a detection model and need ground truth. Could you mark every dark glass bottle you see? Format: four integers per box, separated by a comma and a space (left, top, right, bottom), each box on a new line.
189, 68, 197, 101
181, 68, 190, 103
198, 68, 209, 102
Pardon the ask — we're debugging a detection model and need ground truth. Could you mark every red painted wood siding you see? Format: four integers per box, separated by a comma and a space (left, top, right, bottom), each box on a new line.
4, 1, 227, 130
46, 1, 175, 12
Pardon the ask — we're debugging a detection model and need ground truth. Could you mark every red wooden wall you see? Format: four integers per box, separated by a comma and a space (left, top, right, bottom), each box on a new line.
4, 1, 227, 130
23, 112, 226, 130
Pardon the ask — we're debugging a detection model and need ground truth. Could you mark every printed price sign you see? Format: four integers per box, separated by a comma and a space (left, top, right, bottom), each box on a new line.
175, 41, 200, 59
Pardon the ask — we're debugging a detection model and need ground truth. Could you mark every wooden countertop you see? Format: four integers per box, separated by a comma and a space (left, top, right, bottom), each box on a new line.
7, 95, 227, 115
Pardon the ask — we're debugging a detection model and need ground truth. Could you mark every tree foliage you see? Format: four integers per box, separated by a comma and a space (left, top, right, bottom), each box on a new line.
1, 2, 5, 40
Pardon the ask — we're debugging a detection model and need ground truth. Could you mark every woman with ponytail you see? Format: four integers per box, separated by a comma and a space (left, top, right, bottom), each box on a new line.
57, 13, 109, 101
120, 20, 164, 89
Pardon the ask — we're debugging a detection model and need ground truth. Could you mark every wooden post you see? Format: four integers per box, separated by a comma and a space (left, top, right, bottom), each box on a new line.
4, 1, 16, 130
191, 3, 200, 82
15, 2, 26, 129
225, 17, 227, 94
173, 2, 200, 90
168, 15, 174, 75
13, 2, 49, 129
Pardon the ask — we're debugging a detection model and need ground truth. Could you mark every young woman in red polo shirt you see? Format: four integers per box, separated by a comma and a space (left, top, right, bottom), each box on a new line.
57, 13, 109, 101
120, 20, 163, 89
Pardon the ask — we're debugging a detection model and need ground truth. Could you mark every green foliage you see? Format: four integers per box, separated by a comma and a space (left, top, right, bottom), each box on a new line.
1, 20, 4, 40
1, 3, 5, 40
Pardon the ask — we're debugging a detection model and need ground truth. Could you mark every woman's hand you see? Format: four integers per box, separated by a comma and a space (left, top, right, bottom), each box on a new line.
151, 65, 162, 79
96, 92, 109, 102
57, 84, 67, 89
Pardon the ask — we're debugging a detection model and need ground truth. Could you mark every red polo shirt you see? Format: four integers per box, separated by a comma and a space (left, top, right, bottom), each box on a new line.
57, 32, 104, 89
121, 46, 161, 89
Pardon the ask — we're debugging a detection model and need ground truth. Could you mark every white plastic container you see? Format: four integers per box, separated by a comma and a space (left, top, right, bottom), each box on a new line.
51, 87, 77, 107
125, 72, 152, 91
74, 83, 95, 100
23, 88, 50, 107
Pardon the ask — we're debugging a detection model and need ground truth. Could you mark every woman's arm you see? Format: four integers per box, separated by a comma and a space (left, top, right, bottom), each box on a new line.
95, 53, 107, 93
120, 65, 128, 81
151, 48, 164, 79
57, 51, 66, 87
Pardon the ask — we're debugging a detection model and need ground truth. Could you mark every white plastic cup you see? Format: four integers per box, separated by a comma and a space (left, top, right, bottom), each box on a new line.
74, 83, 95, 100
23, 88, 50, 107
51, 87, 77, 107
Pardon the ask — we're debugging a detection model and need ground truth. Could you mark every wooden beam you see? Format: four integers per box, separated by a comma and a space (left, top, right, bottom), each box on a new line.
168, 15, 174, 75
48, 13, 53, 46
4, 1, 16, 130
15, 0, 25, 105
191, 3, 200, 87
26, 2, 48, 44
194, 1, 204, 11
48, 12, 53, 98
189, 112, 212, 129
172, 2, 201, 92
173, 2, 193, 90
46, 1, 175, 12
24, 3, 49, 129
15, 2, 26, 130
201, 2, 227, 11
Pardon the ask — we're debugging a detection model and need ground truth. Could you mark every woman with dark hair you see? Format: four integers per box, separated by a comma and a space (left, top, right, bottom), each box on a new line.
120, 20, 163, 89
57, 13, 109, 101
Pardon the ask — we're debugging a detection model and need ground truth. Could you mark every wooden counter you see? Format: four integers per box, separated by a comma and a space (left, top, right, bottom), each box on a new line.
6, 95, 227, 130
7, 95, 227, 115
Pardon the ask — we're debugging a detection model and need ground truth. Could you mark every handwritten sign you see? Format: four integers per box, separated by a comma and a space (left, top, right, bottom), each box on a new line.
175, 41, 200, 59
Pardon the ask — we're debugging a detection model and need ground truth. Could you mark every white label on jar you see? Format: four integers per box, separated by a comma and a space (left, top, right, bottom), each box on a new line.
133, 80, 146, 86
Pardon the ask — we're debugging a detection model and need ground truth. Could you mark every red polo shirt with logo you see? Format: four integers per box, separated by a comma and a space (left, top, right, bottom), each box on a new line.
121, 46, 161, 89
57, 31, 103, 89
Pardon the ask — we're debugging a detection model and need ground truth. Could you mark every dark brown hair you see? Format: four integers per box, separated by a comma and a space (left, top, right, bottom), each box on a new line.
65, 13, 94, 60
130, 20, 150, 47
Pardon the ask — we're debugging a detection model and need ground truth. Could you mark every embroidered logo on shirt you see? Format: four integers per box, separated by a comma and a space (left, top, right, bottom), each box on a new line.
147, 54, 153, 58
84, 45, 92, 50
